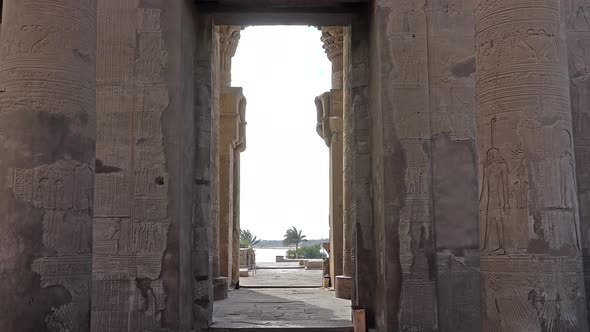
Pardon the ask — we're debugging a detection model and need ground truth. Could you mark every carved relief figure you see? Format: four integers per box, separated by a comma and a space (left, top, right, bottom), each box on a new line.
480, 148, 510, 255
567, 0, 590, 30
390, 38, 423, 85
406, 166, 428, 196
560, 130, 577, 209
74, 215, 92, 255
74, 165, 93, 214
558, 130, 582, 251
35, 178, 52, 209
511, 163, 529, 209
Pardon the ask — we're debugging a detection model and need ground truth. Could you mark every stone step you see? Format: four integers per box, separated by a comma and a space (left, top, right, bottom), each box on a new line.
209, 320, 354, 332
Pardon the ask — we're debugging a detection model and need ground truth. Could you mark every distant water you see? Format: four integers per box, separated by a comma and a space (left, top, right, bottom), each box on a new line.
253, 247, 329, 263
254, 248, 290, 263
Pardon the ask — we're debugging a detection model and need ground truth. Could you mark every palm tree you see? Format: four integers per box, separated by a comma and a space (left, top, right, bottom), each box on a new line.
283, 227, 307, 258
240, 229, 262, 248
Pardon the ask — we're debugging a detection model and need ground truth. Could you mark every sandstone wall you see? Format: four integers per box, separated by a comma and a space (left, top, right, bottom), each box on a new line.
566, 0, 590, 326
92, 1, 198, 330
426, 1, 481, 330
368, 1, 480, 330
193, 14, 216, 329
347, 16, 376, 323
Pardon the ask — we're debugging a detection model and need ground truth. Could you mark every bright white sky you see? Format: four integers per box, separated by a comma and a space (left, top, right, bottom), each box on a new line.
232, 26, 331, 240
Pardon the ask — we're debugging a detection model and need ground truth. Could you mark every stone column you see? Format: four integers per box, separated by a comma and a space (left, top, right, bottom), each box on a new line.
330, 115, 346, 297
476, 0, 588, 329
212, 26, 227, 300
340, 27, 354, 300
315, 91, 344, 291
232, 102, 246, 287
317, 27, 350, 298
0, 0, 96, 330
323, 26, 352, 299
219, 87, 246, 288
214, 26, 242, 297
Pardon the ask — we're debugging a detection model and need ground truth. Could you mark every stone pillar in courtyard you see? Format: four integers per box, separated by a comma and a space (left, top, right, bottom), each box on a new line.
212, 26, 227, 301
219, 87, 247, 287
339, 27, 353, 301
217, 26, 246, 291
0, 0, 96, 330
476, 0, 588, 329
316, 26, 350, 298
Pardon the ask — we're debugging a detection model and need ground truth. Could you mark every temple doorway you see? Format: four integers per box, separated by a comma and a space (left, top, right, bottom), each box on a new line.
210, 25, 353, 330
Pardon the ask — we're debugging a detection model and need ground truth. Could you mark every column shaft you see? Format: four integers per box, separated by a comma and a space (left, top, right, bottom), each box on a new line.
218, 135, 234, 283
320, 26, 348, 296
219, 87, 245, 288
231, 151, 241, 286
476, 0, 588, 329
212, 25, 221, 281
216, 27, 242, 291
0, 0, 96, 330
342, 27, 353, 280
330, 118, 344, 286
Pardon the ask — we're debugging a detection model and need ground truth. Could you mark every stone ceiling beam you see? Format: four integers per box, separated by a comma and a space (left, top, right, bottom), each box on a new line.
196, 1, 368, 26
195, 0, 368, 8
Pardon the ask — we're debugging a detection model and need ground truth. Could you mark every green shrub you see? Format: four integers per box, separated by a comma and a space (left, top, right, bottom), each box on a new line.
286, 244, 326, 259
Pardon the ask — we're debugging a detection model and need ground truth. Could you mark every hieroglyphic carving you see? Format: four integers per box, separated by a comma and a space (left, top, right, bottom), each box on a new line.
32, 257, 92, 331
476, 0, 588, 329
91, 275, 165, 331
112, 219, 169, 254
566, 0, 590, 32
92, 3, 175, 330
387, 36, 427, 86
10, 161, 94, 255
95, 217, 169, 256
481, 255, 587, 331
480, 118, 509, 255
135, 30, 167, 84
0, 0, 96, 330
95, 85, 133, 217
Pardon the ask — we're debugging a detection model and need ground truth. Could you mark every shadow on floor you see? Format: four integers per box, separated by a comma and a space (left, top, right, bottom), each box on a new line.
211, 288, 352, 330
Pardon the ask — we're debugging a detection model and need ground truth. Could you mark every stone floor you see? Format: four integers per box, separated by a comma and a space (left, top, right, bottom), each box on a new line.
240, 268, 323, 288
211, 264, 352, 330
212, 288, 352, 323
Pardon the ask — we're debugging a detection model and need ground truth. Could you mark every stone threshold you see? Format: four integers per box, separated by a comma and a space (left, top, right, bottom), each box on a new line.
255, 266, 304, 270
239, 286, 322, 289
209, 320, 353, 331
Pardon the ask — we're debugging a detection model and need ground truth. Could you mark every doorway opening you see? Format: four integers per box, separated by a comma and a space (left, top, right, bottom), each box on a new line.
211, 25, 353, 330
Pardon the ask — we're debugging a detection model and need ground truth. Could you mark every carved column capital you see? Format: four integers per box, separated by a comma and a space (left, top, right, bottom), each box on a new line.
320, 27, 344, 63
320, 27, 344, 89
219, 26, 243, 87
